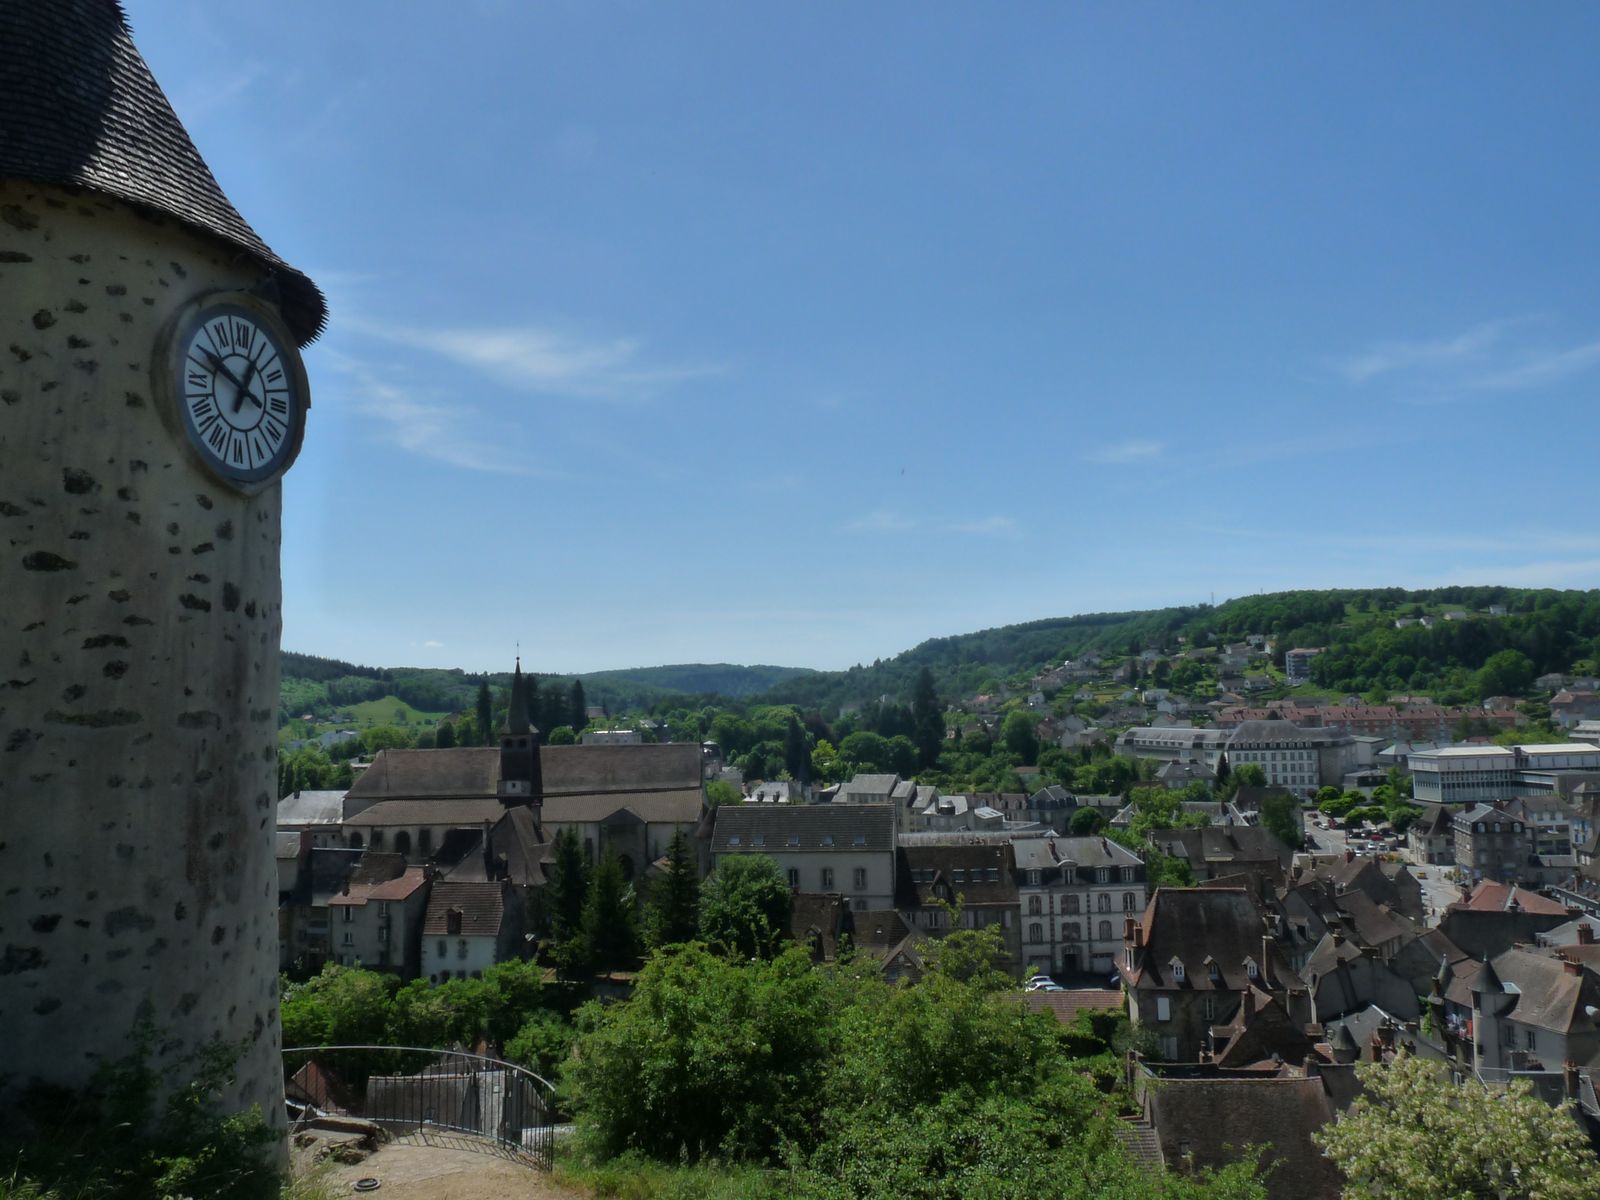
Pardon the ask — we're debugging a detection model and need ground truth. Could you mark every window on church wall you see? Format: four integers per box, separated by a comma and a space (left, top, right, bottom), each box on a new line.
370, 829, 384, 849
419, 828, 432, 855
1123, 892, 1136, 911
1028, 896, 1042, 915
1098, 920, 1112, 941
1029, 922, 1043, 943
1098, 894, 1110, 912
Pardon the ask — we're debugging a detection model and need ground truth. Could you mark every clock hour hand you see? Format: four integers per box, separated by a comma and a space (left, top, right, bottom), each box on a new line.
235, 358, 263, 412
199, 347, 251, 405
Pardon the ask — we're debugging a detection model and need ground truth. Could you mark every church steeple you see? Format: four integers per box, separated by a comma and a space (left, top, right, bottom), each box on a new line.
504, 657, 533, 736
498, 657, 543, 808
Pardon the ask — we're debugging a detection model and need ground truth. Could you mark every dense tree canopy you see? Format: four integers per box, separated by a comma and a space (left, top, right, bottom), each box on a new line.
1315, 1054, 1600, 1200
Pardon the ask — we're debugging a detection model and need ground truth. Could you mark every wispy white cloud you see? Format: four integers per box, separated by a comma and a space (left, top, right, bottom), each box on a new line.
1084, 439, 1164, 465
1335, 320, 1509, 384
170, 62, 268, 127
423, 639, 445, 648
1474, 340, 1600, 390
327, 355, 548, 475
949, 515, 1020, 539
844, 510, 917, 534
347, 318, 723, 401
1336, 318, 1600, 395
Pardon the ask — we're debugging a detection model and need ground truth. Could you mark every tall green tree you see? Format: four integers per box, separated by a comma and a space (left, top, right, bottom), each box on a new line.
911, 666, 944, 768
545, 827, 590, 959
783, 716, 810, 782
699, 855, 792, 959
1002, 711, 1040, 766
645, 831, 702, 948
570, 679, 589, 731
582, 850, 639, 974
434, 720, 456, 748
475, 680, 493, 744
1257, 791, 1303, 849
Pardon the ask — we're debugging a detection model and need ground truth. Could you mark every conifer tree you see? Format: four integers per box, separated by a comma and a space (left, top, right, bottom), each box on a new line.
569, 679, 588, 732
644, 832, 701, 948
476, 681, 493, 744
783, 716, 809, 781
911, 666, 944, 768
435, 720, 456, 749
545, 827, 590, 972
581, 850, 639, 973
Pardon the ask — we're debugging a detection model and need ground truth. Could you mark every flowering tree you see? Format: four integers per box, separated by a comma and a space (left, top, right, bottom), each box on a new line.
1314, 1054, 1600, 1200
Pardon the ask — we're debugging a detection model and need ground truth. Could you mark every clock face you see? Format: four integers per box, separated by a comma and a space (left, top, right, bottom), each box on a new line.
174, 302, 305, 485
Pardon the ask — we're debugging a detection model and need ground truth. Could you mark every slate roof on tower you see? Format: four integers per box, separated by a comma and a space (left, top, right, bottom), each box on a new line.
0, 0, 327, 343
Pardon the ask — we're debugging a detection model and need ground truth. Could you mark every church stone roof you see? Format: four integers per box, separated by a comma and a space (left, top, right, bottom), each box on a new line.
0, 0, 326, 343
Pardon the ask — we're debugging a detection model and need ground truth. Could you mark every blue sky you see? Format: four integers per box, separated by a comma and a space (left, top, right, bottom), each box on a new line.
130, 2, 1600, 674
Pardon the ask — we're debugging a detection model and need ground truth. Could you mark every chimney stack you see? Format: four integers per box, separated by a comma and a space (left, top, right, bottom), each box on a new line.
1578, 923, 1596, 946
1242, 988, 1256, 1020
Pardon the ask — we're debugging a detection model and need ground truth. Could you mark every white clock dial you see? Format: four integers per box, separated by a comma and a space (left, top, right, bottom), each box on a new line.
170, 300, 305, 486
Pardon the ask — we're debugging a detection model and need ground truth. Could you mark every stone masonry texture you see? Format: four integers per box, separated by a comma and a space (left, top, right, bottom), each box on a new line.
0, 179, 286, 1124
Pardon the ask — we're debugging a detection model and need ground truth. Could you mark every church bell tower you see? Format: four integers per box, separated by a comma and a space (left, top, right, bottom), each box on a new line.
498, 659, 544, 807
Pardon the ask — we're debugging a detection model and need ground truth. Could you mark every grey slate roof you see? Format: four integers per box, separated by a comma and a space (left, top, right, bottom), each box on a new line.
1011, 836, 1142, 872
712, 804, 895, 853
344, 743, 704, 805
0, 0, 325, 343
278, 789, 346, 828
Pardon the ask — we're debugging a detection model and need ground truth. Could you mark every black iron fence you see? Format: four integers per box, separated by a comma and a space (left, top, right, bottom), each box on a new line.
283, 1045, 556, 1169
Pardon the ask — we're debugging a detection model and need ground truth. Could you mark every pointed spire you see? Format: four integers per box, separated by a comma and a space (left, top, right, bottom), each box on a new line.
504, 656, 533, 736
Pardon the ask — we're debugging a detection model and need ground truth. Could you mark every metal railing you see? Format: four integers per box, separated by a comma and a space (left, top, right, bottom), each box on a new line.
283, 1045, 557, 1169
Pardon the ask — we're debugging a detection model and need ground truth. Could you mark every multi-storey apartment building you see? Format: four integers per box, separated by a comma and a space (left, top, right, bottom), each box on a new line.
1013, 836, 1147, 978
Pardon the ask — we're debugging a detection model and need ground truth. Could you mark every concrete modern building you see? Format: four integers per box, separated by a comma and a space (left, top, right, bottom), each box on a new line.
0, 1, 325, 1125
1409, 743, 1600, 806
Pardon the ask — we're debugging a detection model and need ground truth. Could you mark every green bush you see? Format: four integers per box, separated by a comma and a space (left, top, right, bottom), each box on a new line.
0, 1029, 280, 1200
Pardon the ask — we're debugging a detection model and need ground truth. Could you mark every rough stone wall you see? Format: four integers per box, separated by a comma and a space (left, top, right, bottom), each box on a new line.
0, 179, 285, 1124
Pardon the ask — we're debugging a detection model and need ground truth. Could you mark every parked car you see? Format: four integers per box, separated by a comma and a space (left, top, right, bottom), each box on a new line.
1024, 975, 1058, 992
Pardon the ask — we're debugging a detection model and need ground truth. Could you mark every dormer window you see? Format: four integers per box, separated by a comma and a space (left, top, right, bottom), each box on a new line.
1207, 960, 1220, 984
752, 834, 765, 846
728, 835, 741, 846
1245, 957, 1259, 979
1171, 958, 1186, 983
788, 834, 800, 846
821, 834, 834, 847
853, 833, 866, 846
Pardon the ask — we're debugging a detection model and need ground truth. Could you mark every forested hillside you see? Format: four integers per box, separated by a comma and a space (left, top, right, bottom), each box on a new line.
757, 587, 1600, 711
278, 651, 812, 723
283, 587, 1600, 725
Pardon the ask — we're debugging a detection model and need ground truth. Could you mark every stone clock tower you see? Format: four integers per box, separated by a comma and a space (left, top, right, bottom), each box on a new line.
0, 0, 325, 1131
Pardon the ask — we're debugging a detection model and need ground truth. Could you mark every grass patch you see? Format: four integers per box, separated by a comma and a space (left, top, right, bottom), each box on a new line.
555, 1148, 789, 1200
280, 694, 448, 744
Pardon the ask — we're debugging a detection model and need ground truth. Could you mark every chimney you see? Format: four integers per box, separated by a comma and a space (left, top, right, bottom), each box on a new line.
1579, 923, 1596, 946
1124, 916, 1136, 942
1133, 923, 1145, 950
1242, 989, 1256, 1020
1332, 928, 1345, 946
1565, 1059, 1581, 1099
1344, 848, 1354, 864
